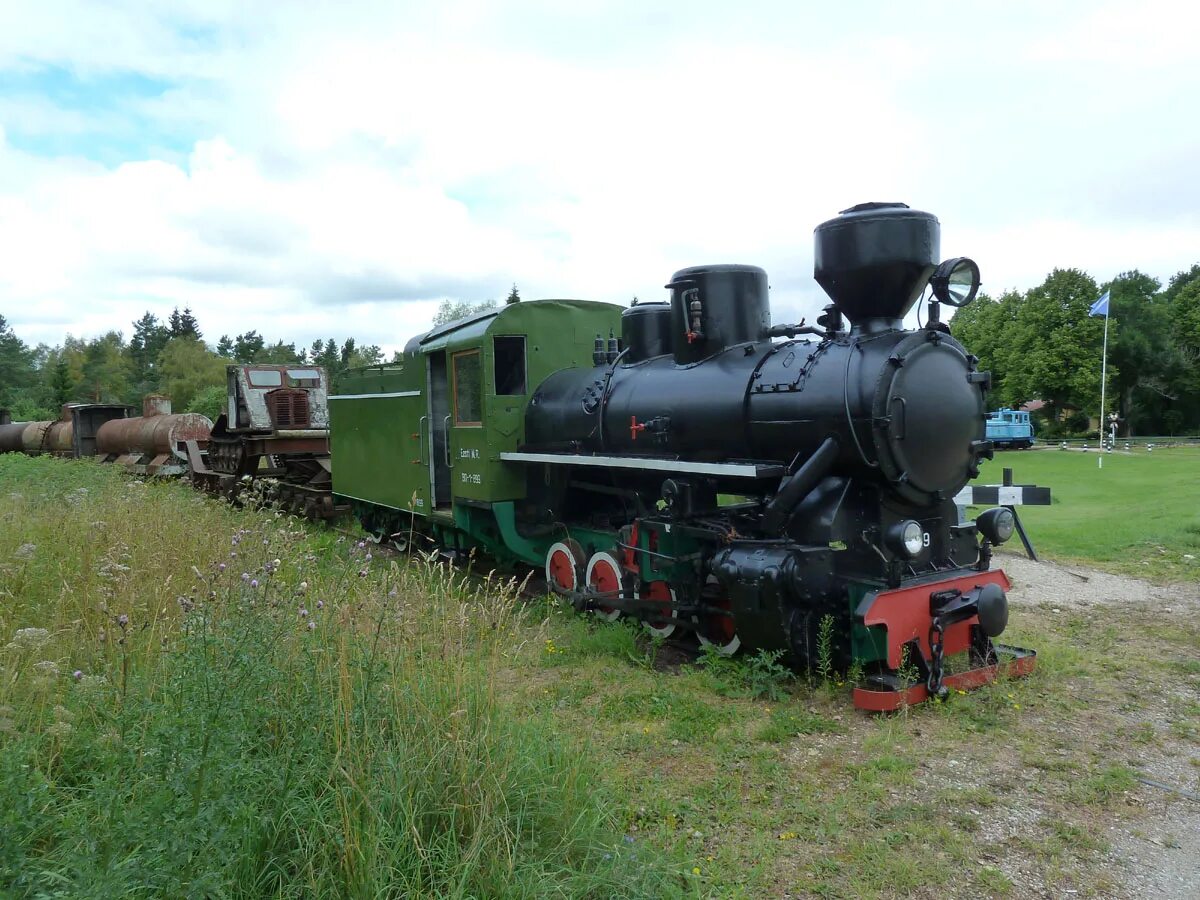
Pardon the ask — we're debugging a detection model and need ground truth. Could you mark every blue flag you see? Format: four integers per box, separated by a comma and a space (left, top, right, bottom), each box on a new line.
1089, 291, 1110, 317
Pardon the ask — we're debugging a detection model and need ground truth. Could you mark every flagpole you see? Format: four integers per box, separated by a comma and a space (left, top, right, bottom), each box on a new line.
1099, 307, 1109, 445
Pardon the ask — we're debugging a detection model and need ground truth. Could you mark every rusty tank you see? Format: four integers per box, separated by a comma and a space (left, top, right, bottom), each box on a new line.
96, 396, 211, 461
0, 411, 27, 453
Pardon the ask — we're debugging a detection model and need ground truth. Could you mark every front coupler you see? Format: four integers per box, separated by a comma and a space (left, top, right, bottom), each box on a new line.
850, 569, 1037, 712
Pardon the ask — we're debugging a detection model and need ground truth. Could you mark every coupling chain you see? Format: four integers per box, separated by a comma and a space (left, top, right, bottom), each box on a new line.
927, 619, 948, 698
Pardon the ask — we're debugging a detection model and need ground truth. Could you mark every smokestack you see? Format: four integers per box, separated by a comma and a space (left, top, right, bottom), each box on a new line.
813, 202, 939, 334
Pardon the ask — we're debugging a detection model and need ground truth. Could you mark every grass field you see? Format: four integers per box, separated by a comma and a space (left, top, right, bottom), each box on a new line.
973, 446, 1200, 582
2, 454, 1197, 898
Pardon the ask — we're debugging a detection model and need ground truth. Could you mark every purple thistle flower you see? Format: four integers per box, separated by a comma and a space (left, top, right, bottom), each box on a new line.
358, 569, 368, 578
73, 670, 83, 681
250, 579, 259, 588
299, 608, 309, 617
241, 572, 250, 581
218, 563, 226, 572
307, 621, 316, 631
316, 600, 324, 610
117, 614, 129, 628
365, 553, 373, 563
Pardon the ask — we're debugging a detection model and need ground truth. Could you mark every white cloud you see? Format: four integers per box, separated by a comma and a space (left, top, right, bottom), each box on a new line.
1, 0, 1199, 355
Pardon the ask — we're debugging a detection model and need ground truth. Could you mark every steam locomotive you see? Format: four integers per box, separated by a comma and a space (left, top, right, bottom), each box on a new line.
330, 202, 1035, 710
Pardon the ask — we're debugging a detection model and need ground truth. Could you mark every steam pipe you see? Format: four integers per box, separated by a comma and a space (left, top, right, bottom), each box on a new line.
762, 436, 839, 532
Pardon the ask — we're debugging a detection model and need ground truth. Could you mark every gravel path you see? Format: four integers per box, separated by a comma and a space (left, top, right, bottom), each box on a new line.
1000, 553, 1200, 898
1000, 552, 1200, 612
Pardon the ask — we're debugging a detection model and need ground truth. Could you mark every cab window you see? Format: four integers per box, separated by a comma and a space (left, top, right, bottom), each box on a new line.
247, 369, 283, 388
452, 350, 483, 425
287, 368, 321, 388
493, 336, 526, 395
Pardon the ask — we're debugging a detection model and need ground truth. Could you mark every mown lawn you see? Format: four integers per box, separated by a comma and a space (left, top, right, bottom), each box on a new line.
2, 455, 1197, 898
973, 446, 1200, 582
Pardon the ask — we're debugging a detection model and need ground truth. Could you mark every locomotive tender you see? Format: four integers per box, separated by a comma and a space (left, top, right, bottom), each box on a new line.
331, 203, 1034, 710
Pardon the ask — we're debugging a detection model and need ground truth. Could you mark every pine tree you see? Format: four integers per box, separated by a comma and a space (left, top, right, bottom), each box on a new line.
506, 284, 521, 305
129, 312, 170, 391
168, 307, 202, 340
50, 358, 73, 406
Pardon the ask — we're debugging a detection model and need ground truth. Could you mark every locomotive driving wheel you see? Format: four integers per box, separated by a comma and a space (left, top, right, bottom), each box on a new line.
584, 550, 625, 622
545, 540, 584, 595
636, 581, 677, 638
694, 574, 741, 655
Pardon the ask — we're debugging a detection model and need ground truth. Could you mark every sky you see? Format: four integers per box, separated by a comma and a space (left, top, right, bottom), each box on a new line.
1, 0, 1198, 355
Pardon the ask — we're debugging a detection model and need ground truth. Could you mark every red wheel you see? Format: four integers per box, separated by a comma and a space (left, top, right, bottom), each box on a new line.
694, 574, 740, 655
637, 581, 677, 638
545, 540, 583, 594
585, 551, 625, 622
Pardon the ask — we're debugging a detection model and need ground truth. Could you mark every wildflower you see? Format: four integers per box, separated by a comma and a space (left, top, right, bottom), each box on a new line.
53, 705, 73, 722
307, 621, 316, 631
273, 558, 281, 569
34, 660, 60, 676
316, 600, 324, 609
232, 535, 240, 546
299, 608, 309, 618
241, 572, 250, 582
46, 721, 73, 739
250, 579, 259, 588
358, 569, 368, 578
298, 581, 308, 593
73, 670, 83, 681
365, 553, 373, 563
692, 867, 701, 876
218, 563, 226, 572
7, 627, 50, 650
117, 614, 129, 629
778, 831, 798, 841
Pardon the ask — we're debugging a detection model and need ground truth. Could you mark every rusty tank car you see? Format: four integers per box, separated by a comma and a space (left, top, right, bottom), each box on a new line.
0, 408, 28, 453
0, 398, 211, 476
94, 396, 212, 475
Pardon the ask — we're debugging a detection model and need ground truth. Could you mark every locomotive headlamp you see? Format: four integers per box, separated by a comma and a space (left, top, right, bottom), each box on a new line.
931, 257, 980, 308
887, 519, 926, 558
976, 507, 1015, 544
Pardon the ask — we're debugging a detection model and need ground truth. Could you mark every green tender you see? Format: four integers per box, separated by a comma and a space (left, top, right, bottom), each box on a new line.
330, 299, 623, 565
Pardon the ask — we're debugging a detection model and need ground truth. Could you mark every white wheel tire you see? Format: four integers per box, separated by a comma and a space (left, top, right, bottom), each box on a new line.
545, 541, 581, 594
695, 574, 741, 655
637, 583, 678, 638
584, 550, 624, 622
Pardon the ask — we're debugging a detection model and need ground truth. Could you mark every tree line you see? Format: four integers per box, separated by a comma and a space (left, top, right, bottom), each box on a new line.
951, 264, 1200, 436
0, 307, 385, 423
3, 273, 1196, 436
